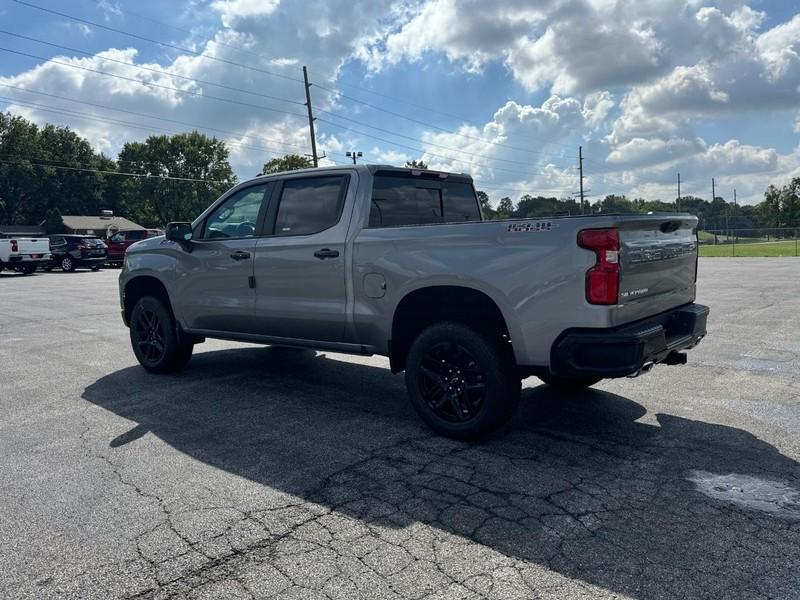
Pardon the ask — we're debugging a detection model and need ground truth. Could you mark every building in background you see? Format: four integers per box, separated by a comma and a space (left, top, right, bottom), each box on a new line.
59, 211, 144, 238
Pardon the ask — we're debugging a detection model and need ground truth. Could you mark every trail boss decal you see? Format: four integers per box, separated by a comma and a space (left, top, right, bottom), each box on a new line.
507, 221, 552, 233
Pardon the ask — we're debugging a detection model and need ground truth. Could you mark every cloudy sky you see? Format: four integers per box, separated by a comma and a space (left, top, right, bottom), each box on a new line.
0, 0, 798, 205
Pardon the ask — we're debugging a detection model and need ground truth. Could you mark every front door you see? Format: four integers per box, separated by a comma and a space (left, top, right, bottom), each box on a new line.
177, 183, 270, 334
252, 174, 352, 342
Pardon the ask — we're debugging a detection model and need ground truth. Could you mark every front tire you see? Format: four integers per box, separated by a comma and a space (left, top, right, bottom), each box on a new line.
405, 321, 520, 440
130, 295, 193, 373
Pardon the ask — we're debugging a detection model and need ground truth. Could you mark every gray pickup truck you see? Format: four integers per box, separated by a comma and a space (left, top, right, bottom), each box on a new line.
120, 165, 708, 439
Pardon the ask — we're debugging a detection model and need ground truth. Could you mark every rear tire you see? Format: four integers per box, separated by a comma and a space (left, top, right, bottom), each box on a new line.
538, 373, 601, 391
405, 321, 520, 440
21, 264, 37, 275
91, 266, 100, 271
60, 255, 76, 272
129, 295, 194, 373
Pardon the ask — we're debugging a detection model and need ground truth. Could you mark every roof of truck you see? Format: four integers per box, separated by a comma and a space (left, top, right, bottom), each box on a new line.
251, 164, 473, 182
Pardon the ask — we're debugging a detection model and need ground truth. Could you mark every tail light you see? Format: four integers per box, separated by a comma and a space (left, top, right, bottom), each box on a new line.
578, 228, 620, 305
77, 243, 87, 251
10, 239, 18, 252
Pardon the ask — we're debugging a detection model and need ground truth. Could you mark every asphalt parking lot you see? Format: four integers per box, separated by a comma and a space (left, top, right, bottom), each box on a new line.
1, 259, 799, 600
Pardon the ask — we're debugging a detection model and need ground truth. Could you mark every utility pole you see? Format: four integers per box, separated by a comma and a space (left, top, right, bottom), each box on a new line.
677, 172, 681, 211
712, 177, 715, 202
302, 66, 318, 168
578, 145, 585, 215
346, 151, 362, 164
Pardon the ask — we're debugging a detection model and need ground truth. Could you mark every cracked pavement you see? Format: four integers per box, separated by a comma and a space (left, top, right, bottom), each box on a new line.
1, 258, 799, 599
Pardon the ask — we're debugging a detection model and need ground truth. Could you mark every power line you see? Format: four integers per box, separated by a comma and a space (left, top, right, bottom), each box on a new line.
0, 47, 309, 122
12, 0, 305, 84
12, 2, 579, 165
317, 117, 570, 181
0, 83, 338, 159
0, 157, 226, 183
76, 1, 494, 127
0, 30, 306, 108
0, 95, 308, 162
311, 79, 577, 159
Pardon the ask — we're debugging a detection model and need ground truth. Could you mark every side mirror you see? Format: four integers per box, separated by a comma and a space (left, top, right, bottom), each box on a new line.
166, 222, 193, 243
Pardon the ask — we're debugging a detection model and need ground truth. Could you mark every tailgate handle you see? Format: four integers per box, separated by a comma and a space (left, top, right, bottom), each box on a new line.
660, 221, 682, 233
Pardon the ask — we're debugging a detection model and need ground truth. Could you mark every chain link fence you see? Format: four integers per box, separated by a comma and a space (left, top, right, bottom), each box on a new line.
698, 228, 800, 257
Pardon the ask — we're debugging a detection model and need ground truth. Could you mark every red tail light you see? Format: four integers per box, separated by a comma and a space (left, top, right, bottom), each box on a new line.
578, 228, 620, 305
10, 239, 18, 252
77, 244, 87, 251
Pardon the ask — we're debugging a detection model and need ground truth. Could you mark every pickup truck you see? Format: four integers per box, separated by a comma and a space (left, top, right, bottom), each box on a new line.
0, 237, 51, 274
120, 165, 708, 439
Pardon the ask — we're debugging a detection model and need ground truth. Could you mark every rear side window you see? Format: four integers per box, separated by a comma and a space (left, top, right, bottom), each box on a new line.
369, 175, 480, 228
273, 176, 347, 236
127, 230, 146, 241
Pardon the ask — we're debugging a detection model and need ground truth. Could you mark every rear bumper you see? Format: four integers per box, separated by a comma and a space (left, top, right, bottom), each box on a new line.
3, 253, 50, 264
76, 256, 107, 266
550, 303, 709, 378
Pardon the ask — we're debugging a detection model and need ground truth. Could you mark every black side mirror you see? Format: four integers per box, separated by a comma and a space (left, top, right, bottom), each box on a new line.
166, 222, 193, 243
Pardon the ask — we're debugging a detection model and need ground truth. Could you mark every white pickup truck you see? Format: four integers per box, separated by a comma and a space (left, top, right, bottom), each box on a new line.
0, 238, 51, 274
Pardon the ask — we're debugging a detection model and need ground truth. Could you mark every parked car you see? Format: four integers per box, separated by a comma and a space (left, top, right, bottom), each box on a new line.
105, 229, 162, 266
46, 235, 107, 272
120, 165, 708, 439
0, 237, 51, 274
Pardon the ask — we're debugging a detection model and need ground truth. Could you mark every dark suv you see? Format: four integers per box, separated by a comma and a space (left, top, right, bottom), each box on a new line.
46, 235, 107, 272
105, 229, 162, 266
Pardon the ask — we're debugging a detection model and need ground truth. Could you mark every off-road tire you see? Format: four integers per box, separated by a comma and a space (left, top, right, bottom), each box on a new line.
405, 321, 520, 440
130, 295, 194, 374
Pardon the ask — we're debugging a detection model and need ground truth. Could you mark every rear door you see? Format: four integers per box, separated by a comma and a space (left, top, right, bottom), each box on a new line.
177, 183, 271, 333
251, 173, 352, 342
616, 215, 698, 322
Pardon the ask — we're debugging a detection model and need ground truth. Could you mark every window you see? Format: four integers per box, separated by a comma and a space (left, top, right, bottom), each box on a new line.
273, 176, 347, 236
204, 185, 268, 239
110, 232, 125, 242
369, 175, 480, 227
126, 230, 147, 241
442, 182, 481, 223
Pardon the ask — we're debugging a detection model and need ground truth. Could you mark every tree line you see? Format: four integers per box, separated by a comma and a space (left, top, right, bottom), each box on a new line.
1, 112, 798, 232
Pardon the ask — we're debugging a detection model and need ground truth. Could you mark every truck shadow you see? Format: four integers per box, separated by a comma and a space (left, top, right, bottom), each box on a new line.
82, 346, 800, 599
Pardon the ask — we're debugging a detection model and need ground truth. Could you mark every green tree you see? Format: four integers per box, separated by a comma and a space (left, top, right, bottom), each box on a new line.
261, 154, 313, 175
117, 132, 236, 226
476, 190, 496, 219
405, 159, 428, 169
0, 113, 112, 225
496, 197, 515, 219
596, 194, 636, 214
43, 207, 65, 234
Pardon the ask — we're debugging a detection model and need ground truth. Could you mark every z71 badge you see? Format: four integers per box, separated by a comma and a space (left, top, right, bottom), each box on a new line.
507, 221, 552, 233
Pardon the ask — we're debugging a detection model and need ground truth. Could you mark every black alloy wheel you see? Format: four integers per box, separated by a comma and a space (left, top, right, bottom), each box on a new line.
129, 295, 194, 373
132, 306, 167, 365
405, 321, 520, 440
419, 341, 486, 423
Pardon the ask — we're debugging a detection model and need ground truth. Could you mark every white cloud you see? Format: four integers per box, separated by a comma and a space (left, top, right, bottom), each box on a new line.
210, 0, 280, 27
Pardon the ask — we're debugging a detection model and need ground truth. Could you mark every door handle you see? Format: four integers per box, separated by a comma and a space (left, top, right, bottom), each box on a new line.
230, 250, 251, 261
313, 248, 339, 259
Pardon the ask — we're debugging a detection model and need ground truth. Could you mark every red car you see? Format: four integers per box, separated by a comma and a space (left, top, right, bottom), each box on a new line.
105, 229, 162, 266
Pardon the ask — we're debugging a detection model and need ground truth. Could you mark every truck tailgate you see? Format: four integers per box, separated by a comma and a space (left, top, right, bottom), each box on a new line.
14, 238, 50, 256
14, 238, 50, 255
615, 216, 698, 324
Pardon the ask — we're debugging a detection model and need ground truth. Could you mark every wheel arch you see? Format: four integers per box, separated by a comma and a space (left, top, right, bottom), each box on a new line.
389, 284, 516, 373
123, 275, 173, 326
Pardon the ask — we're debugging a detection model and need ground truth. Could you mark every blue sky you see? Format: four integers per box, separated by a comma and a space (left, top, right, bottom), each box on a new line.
1, 0, 799, 205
